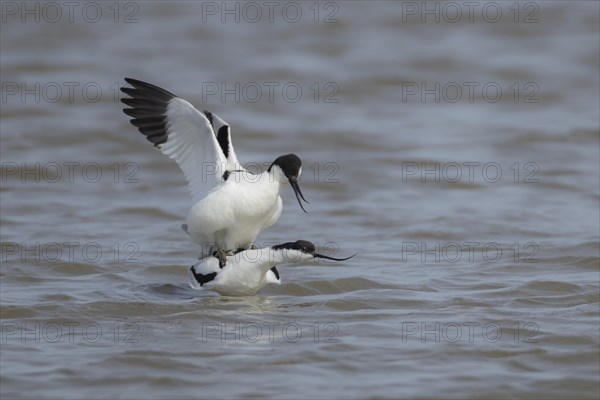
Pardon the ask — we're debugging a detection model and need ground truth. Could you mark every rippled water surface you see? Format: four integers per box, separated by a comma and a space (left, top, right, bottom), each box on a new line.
1, 1, 599, 399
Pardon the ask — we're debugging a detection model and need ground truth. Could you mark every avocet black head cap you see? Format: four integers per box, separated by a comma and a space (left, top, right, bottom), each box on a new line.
273, 240, 315, 253
269, 154, 309, 213
272, 240, 357, 261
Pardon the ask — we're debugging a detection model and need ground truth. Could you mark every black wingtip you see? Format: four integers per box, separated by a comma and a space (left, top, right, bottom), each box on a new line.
121, 78, 177, 99
119, 78, 175, 147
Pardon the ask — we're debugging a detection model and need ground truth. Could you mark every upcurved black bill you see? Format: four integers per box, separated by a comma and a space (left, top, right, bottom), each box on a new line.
314, 252, 358, 261
290, 178, 309, 213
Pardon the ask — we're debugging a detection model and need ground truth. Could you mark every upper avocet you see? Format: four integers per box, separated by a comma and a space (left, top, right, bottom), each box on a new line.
189, 240, 357, 296
120, 78, 309, 265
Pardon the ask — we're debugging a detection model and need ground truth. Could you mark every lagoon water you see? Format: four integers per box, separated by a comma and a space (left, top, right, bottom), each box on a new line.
1, 1, 599, 399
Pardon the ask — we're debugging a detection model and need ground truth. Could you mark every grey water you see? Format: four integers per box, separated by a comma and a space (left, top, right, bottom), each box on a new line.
1, 1, 599, 399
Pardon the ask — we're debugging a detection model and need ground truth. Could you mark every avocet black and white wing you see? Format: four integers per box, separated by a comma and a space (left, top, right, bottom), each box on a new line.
120, 78, 242, 203
189, 259, 220, 288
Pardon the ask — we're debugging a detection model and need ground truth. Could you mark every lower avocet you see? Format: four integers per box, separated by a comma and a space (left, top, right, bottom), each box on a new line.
189, 240, 356, 296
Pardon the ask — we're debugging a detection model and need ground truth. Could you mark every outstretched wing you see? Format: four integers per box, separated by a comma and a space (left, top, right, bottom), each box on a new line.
120, 78, 241, 203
